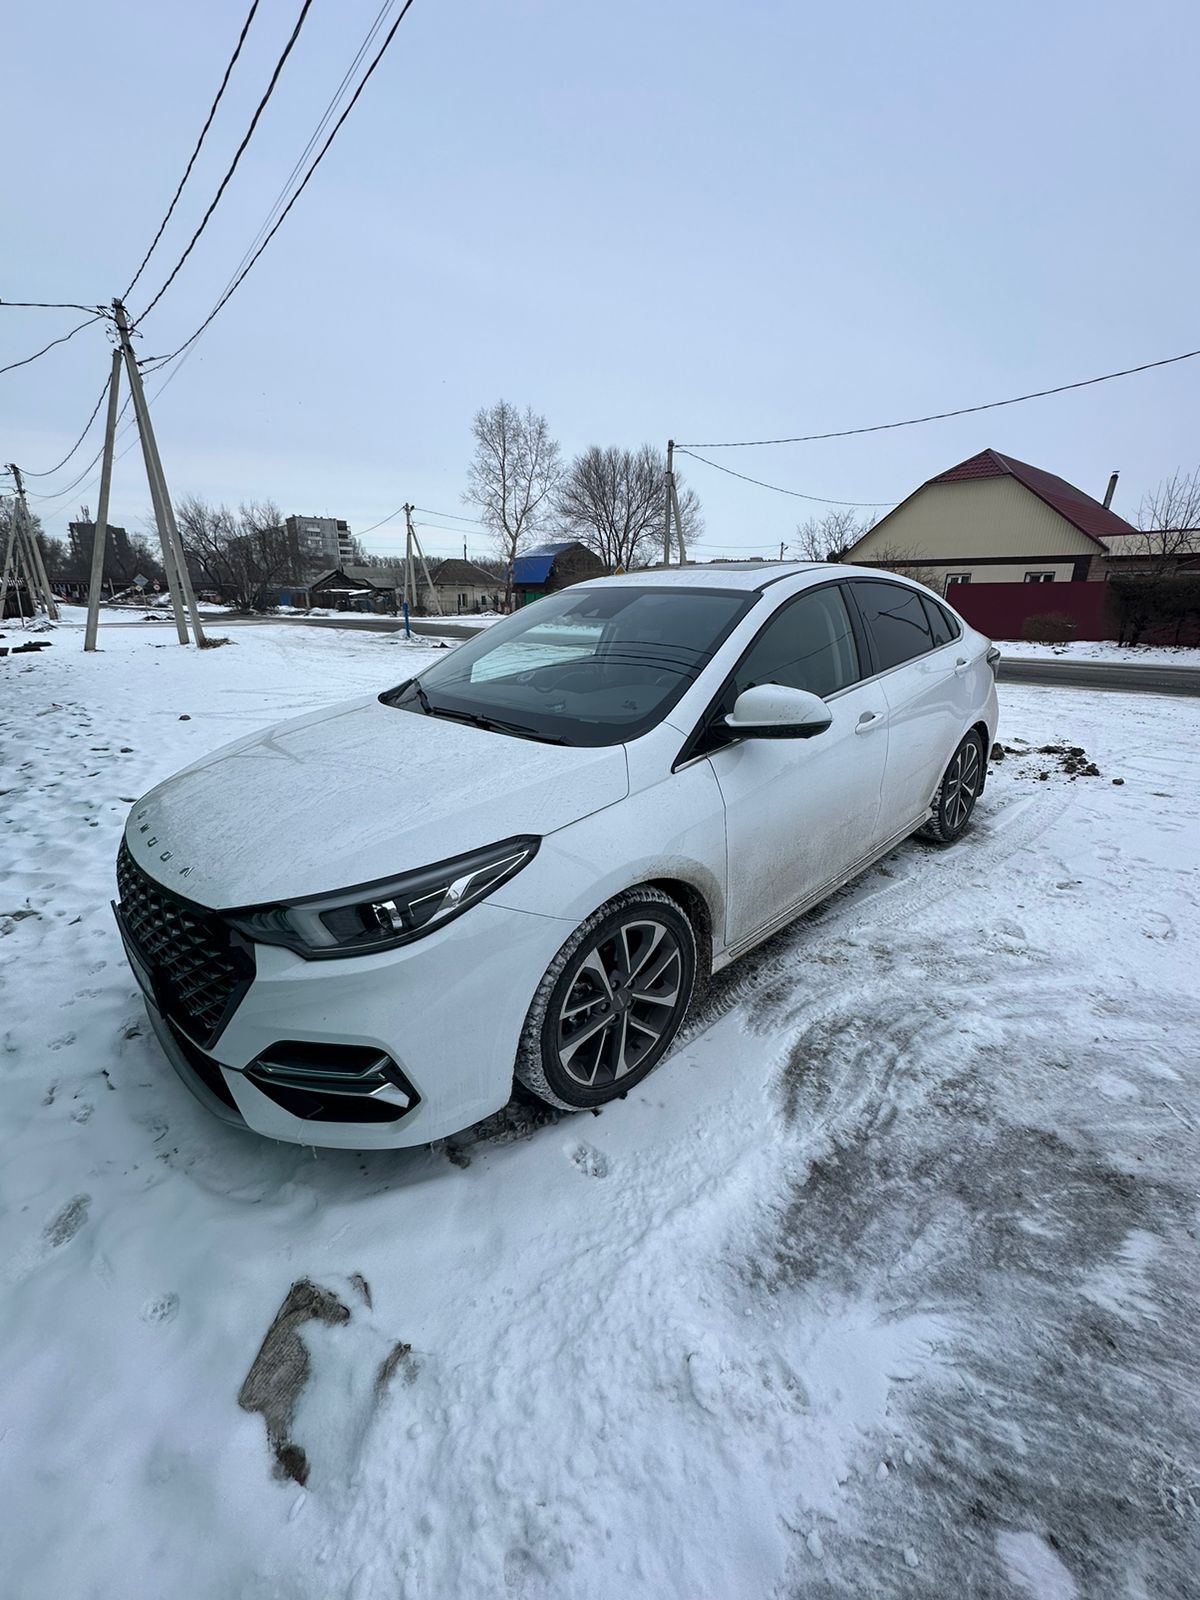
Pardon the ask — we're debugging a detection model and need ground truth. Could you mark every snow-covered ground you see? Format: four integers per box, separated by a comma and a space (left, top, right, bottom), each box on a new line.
2, 626, 1198, 1599
997, 638, 1200, 665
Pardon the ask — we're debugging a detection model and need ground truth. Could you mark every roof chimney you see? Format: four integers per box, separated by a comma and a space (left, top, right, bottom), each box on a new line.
1102, 471, 1119, 509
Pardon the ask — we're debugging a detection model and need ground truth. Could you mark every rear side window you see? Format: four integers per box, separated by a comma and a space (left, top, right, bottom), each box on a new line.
852, 580, 935, 670
734, 584, 861, 698
921, 594, 957, 647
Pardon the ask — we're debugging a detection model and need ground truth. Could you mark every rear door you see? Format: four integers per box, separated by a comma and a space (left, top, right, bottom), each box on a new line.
698, 582, 890, 950
848, 579, 973, 829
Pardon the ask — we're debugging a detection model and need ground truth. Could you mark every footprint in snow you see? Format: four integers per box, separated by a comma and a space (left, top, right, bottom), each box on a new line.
44, 1194, 90, 1247
569, 1142, 609, 1178
141, 1292, 180, 1325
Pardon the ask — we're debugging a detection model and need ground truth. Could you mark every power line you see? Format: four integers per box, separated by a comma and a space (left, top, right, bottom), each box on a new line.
356, 503, 407, 536
137, 0, 316, 321
124, 0, 263, 300
1, 314, 104, 376
22, 396, 134, 502
136, 0, 418, 365
680, 345, 1200, 449
412, 504, 486, 526
138, 0, 399, 381
1, 299, 106, 314
675, 448, 894, 507
21, 373, 113, 476
216, 0, 396, 297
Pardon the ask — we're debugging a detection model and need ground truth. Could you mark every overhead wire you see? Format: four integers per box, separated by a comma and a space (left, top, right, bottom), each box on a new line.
21, 372, 114, 477
1, 314, 105, 376
139, 0, 418, 366
1, 299, 106, 314
136, 0, 316, 321
681, 346, 1200, 449
124, 0, 263, 300
674, 448, 894, 507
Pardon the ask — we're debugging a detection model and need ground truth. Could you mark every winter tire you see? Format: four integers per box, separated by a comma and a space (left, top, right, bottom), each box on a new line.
919, 729, 985, 845
515, 888, 697, 1111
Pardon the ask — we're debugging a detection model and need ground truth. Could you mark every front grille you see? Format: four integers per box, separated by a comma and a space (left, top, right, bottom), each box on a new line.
117, 840, 252, 1043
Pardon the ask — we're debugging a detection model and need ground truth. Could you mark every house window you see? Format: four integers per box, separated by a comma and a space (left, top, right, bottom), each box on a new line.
458, 592, 468, 609
1024, 571, 1055, 583
945, 573, 971, 588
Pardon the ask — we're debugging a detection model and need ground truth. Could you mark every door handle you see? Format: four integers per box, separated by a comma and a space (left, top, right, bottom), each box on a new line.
854, 710, 884, 734
954, 658, 971, 676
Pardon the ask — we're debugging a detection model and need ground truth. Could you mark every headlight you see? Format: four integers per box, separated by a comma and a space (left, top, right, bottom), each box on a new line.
227, 836, 539, 959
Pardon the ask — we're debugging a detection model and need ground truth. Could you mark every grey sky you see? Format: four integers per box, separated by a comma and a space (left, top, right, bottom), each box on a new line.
4, 0, 1197, 561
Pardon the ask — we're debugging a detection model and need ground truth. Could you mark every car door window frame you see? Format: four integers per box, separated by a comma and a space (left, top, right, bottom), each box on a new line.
674, 578, 871, 768
843, 577, 947, 678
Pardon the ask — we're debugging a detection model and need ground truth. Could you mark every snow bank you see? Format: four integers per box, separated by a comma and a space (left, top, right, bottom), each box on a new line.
996, 638, 1200, 665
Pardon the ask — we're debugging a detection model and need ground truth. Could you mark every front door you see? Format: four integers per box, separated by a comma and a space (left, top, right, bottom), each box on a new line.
701, 583, 890, 950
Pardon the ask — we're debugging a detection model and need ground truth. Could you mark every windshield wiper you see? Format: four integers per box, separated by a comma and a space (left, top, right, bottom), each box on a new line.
424, 704, 568, 745
411, 679, 433, 715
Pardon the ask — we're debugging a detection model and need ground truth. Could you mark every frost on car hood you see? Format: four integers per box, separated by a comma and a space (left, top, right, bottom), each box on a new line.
123, 694, 629, 908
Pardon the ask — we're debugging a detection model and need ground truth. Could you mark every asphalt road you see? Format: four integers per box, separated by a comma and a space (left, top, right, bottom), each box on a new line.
995, 657, 1200, 697
77, 610, 1200, 696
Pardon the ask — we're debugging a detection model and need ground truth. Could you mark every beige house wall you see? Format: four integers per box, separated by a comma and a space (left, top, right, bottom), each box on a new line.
941, 560, 1078, 585
850, 476, 1103, 563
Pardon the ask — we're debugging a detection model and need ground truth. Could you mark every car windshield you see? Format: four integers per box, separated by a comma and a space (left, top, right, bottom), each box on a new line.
380, 585, 754, 746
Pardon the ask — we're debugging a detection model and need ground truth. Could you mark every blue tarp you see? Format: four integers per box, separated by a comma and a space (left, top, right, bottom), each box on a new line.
511, 542, 575, 586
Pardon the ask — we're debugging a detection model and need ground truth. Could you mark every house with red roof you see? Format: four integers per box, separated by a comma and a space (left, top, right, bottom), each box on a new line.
843, 449, 1133, 595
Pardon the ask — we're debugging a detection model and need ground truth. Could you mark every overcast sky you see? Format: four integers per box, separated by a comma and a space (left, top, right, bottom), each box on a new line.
4, 0, 1197, 562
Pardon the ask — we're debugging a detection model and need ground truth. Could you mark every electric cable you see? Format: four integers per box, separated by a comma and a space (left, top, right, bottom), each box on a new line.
124, 0, 263, 300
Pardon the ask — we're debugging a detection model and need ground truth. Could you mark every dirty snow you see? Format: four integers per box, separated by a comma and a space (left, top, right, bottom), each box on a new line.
2, 624, 1199, 1598
996, 638, 1200, 666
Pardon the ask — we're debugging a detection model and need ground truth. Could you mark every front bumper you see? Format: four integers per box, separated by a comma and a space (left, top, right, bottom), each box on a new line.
117, 897, 572, 1149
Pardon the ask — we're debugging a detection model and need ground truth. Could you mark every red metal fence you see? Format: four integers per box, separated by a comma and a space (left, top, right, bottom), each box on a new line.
948, 581, 1116, 642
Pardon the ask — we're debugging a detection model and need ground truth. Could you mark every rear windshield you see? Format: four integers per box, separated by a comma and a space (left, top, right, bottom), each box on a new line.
381, 585, 755, 746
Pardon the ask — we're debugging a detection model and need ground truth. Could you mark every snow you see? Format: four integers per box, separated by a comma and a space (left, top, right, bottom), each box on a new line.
2, 625, 1199, 1597
996, 638, 1200, 665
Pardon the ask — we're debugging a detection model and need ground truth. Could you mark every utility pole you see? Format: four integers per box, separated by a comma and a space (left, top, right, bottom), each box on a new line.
8, 465, 59, 620
662, 439, 675, 565
410, 519, 443, 616
0, 497, 18, 625
84, 349, 124, 651
111, 300, 205, 646
403, 503, 416, 614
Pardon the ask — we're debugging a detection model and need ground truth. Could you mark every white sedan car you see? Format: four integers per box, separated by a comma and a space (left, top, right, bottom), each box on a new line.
114, 563, 999, 1148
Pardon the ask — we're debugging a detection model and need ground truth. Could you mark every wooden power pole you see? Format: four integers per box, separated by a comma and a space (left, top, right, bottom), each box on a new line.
111, 300, 205, 646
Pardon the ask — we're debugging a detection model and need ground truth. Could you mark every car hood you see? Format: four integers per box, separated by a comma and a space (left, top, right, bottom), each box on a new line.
124, 694, 629, 909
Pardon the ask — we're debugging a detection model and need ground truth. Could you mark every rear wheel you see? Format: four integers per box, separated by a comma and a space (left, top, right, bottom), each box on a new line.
919, 729, 985, 845
516, 889, 697, 1111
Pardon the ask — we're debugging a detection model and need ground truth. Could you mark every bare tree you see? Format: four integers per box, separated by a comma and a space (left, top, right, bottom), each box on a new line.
857, 541, 943, 592
792, 508, 874, 563
176, 496, 291, 610
556, 443, 702, 570
465, 401, 562, 607
1134, 468, 1200, 571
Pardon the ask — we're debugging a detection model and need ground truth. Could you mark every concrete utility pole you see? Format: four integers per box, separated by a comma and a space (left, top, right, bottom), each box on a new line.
403, 503, 416, 613
111, 299, 205, 646
8, 464, 59, 620
410, 518, 442, 615
0, 496, 19, 624
662, 439, 675, 565
84, 349, 124, 651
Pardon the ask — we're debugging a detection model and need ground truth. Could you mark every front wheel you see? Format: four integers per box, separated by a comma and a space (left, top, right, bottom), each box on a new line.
919, 729, 985, 845
515, 889, 697, 1111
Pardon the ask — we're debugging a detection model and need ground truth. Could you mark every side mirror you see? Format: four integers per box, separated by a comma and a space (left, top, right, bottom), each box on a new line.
724, 683, 833, 740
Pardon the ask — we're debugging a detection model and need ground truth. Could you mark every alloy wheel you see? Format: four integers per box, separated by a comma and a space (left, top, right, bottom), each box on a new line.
555, 918, 685, 1089
943, 737, 982, 831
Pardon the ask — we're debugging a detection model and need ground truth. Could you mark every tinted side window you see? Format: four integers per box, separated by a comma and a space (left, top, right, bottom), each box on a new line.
921, 594, 954, 647
852, 580, 935, 671
735, 585, 860, 698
